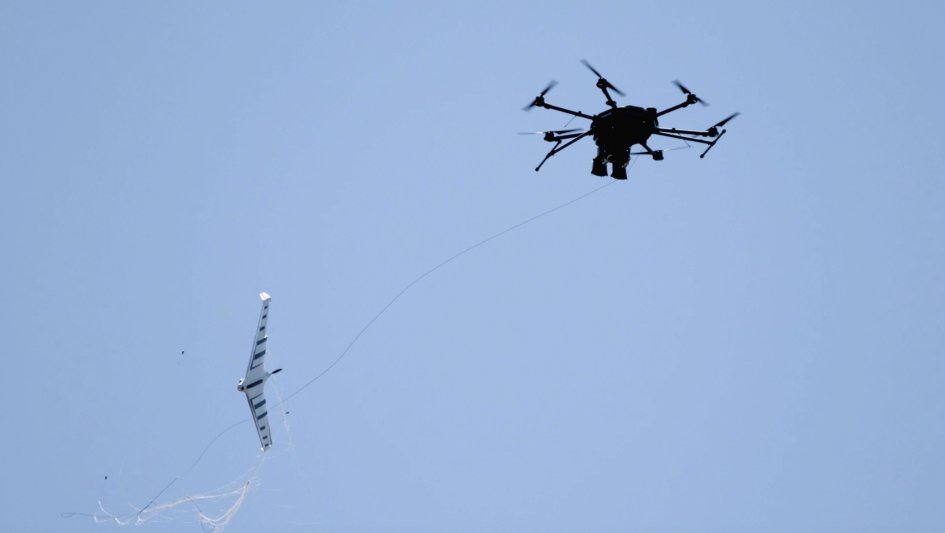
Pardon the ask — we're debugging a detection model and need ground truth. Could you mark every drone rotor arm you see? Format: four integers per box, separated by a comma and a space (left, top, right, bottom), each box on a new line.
656, 99, 696, 117
651, 131, 713, 145
518, 128, 582, 137
534, 130, 594, 171
549, 131, 586, 141
654, 127, 715, 138
628, 145, 693, 156
600, 86, 617, 108
534, 101, 595, 120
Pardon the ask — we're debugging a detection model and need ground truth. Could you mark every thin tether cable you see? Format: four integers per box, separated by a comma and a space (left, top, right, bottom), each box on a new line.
275, 178, 617, 406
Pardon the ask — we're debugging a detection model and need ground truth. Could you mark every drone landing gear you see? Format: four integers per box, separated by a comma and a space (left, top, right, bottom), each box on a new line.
611, 165, 627, 180
591, 157, 626, 179
591, 157, 608, 177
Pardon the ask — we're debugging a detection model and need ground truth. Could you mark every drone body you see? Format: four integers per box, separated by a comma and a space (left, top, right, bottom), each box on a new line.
523, 60, 738, 179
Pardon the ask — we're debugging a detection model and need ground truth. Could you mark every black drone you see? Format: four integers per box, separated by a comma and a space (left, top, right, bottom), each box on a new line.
523, 60, 739, 179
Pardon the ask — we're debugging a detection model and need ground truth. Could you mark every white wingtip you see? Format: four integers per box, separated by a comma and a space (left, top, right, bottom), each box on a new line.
259, 292, 271, 301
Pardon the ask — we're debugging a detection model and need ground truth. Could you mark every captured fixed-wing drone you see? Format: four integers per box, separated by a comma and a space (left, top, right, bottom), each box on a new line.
522, 60, 739, 179
237, 292, 282, 450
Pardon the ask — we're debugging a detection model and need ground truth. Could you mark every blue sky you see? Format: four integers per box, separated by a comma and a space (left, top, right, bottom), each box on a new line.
2, 1, 944, 531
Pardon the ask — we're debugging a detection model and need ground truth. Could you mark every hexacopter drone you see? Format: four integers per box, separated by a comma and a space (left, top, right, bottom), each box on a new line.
523, 60, 739, 179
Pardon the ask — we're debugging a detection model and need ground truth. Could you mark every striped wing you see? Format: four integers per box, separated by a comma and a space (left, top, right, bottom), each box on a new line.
245, 390, 271, 449
243, 292, 272, 449
245, 292, 271, 379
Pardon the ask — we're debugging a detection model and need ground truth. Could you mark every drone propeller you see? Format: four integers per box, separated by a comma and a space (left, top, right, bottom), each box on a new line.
673, 79, 709, 106
517, 128, 582, 136
519, 128, 584, 142
580, 59, 625, 96
523, 80, 558, 111
712, 112, 740, 129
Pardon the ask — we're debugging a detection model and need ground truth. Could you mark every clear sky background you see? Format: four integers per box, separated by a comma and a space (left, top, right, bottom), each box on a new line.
2, 1, 944, 532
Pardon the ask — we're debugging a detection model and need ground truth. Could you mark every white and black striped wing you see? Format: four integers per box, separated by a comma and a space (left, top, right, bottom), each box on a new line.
243, 292, 272, 449
245, 292, 271, 381
245, 390, 272, 449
